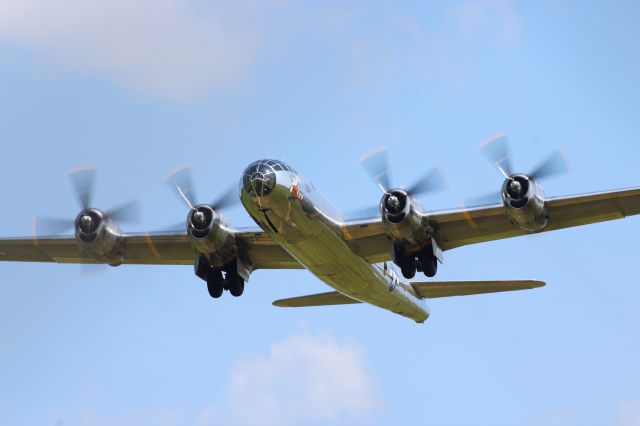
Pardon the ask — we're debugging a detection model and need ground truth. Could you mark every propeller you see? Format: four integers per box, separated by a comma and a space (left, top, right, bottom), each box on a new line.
467, 132, 570, 206
163, 165, 240, 230
34, 167, 141, 237
350, 149, 447, 219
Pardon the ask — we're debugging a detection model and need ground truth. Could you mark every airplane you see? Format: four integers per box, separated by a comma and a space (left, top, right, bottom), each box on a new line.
0, 134, 638, 323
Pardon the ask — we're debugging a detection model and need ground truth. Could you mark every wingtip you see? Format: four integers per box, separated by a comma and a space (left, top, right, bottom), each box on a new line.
530, 280, 546, 288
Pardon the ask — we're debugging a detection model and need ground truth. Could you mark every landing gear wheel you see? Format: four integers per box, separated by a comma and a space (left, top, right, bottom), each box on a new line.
227, 271, 245, 297
400, 261, 416, 279
206, 269, 224, 298
420, 252, 438, 278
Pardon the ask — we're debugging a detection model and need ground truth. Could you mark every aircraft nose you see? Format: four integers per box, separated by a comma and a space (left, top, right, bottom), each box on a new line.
242, 160, 277, 198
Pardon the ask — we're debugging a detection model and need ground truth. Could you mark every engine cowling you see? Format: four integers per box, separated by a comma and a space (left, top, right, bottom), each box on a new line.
74, 208, 124, 265
380, 189, 424, 244
502, 174, 548, 232
186, 204, 237, 267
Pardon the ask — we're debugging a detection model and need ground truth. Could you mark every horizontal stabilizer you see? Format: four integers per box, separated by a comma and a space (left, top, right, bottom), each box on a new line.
273, 291, 362, 308
411, 280, 545, 299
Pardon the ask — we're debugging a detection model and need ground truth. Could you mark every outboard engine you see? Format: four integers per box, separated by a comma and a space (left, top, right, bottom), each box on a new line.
74, 208, 124, 265
502, 174, 548, 232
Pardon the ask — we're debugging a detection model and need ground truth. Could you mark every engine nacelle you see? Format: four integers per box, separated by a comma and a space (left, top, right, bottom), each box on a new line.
380, 189, 424, 244
186, 204, 237, 267
74, 208, 124, 266
502, 174, 548, 232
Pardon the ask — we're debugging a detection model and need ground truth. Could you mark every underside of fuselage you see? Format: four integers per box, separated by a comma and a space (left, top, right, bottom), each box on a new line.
240, 159, 430, 323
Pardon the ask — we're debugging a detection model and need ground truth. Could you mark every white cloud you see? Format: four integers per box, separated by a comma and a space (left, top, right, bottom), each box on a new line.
0, 0, 271, 100
223, 332, 380, 426
0, 0, 524, 101
53, 332, 380, 426
619, 401, 640, 426
453, 0, 522, 46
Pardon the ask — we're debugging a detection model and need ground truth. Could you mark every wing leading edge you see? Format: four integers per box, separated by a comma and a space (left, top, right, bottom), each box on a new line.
2, 188, 638, 269
0, 229, 302, 269
343, 187, 640, 261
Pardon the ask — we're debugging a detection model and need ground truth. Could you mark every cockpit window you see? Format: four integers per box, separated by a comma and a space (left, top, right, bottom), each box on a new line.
245, 159, 296, 173
242, 159, 296, 197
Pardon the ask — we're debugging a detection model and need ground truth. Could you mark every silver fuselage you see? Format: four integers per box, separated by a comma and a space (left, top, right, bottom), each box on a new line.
240, 166, 429, 323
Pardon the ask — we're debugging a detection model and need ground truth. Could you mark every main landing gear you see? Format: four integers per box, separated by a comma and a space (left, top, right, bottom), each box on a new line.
196, 256, 245, 298
394, 244, 438, 279
206, 268, 244, 298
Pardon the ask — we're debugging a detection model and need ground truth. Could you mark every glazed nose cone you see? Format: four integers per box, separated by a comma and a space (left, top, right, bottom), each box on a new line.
242, 160, 277, 198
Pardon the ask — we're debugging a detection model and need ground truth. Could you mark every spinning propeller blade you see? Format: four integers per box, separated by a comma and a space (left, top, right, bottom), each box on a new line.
406, 167, 447, 197
164, 164, 197, 209
162, 165, 240, 232
466, 133, 570, 208
35, 167, 141, 238
107, 200, 142, 224
480, 132, 513, 179
33, 217, 75, 236
529, 149, 570, 181
361, 149, 391, 193
349, 148, 447, 220
69, 166, 97, 210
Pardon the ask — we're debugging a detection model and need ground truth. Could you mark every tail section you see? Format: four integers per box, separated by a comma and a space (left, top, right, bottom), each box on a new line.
272, 280, 544, 309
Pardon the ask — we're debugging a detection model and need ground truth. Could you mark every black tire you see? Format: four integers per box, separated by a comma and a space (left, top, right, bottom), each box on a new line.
400, 261, 416, 279
229, 280, 245, 297
206, 269, 224, 298
227, 271, 245, 297
422, 254, 437, 278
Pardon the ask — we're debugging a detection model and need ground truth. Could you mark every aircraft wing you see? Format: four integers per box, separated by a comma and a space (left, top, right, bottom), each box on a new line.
343, 187, 640, 260
0, 229, 303, 269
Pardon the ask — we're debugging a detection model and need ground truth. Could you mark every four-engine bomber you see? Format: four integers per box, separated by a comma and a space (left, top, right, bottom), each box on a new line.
3, 133, 639, 322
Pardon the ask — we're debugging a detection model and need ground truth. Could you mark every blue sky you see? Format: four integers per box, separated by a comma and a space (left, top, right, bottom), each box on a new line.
1, 1, 640, 425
